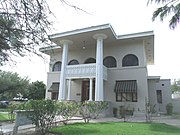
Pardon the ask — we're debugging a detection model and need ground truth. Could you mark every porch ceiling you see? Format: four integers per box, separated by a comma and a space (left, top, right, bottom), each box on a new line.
49, 24, 117, 51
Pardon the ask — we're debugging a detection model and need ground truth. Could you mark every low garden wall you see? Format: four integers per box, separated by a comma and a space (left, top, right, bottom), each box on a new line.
13, 110, 33, 135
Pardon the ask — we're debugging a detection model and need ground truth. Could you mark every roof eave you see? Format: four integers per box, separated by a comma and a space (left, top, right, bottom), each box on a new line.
117, 31, 154, 40
49, 23, 114, 40
148, 76, 161, 80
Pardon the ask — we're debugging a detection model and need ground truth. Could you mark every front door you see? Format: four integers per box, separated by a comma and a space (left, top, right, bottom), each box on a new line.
81, 80, 95, 102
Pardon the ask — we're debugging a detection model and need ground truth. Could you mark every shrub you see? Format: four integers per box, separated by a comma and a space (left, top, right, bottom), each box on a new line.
56, 101, 79, 125
23, 100, 57, 135
119, 105, 134, 122
79, 101, 108, 123
8, 102, 17, 122
166, 103, 173, 115
113, 108, 117, 117
145, 98, 156, 123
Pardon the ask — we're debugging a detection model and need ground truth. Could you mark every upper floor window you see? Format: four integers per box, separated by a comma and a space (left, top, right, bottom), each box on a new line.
52, 61, 62, 71
103, 56, 117, 68
68, 59, 79, 65
122, 54, 139, 67
84, 58, 96, 64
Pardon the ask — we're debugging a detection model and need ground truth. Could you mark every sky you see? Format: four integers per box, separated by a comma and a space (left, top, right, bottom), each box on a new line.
0, 0, 180, 83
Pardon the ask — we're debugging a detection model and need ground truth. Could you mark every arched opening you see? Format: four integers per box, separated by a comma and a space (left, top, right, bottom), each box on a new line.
52, 61, 62, 71
103, 56, 117, 68
68, 59, 79, 65
122, 54, 139, 67
84, 58, 96, 64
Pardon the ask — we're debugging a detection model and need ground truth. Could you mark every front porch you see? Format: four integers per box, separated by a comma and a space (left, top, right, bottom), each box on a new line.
48, 78, 105, 102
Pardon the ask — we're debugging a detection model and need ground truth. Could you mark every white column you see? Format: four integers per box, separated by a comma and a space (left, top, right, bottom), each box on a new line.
93, 34, 107, 101
67, 79, 72, 100
58, 40, 72, 101
89, 78, 93, 101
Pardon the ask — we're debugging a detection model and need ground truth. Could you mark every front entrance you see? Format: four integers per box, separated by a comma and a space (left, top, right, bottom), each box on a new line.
81, 80, 95, 102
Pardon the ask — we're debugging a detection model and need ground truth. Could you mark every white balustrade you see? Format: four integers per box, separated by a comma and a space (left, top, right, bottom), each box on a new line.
48, 64, 107, 80
66, 64, 107, 80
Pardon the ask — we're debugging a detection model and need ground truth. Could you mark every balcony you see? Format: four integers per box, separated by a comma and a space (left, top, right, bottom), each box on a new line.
66, 63, 107, 80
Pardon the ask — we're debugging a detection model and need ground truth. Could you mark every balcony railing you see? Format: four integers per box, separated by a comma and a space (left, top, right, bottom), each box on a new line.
66, 63, 107, 80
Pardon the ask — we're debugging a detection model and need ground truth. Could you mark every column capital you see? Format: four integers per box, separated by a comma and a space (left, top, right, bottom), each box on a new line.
93, 34, 107, 40
60, 40, 73, 45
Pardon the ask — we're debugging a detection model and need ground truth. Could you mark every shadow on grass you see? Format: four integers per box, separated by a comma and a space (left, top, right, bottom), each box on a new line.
150, 123, 180, 134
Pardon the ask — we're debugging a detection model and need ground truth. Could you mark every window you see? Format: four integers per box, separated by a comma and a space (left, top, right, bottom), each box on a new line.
84, 58, 96, 64
52, 61, 62, 71
114, 80, 138, 102
68, 59, 79, 65
122, 54, 139, 67
156, 90, 162, 104
116, 93, 137, 102
103, 56, 117, 68
51, 92, 58, 100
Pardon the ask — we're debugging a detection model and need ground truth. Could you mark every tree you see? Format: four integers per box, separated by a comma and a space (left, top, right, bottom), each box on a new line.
27, 81, 46, 100
0, 71, 29, 100
148, 0, 180, 29
0, 0, 83, 65
171, 79, 180, 93
0, 0, 52, 65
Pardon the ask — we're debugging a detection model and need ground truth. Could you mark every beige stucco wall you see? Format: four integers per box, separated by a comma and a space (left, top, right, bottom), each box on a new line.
104, 67, 148, 115
46, 72, 60, 99
148, 79, 171, 113
49, 40, 145, 69
104, 41, 146, 68
46, 39, 151, 115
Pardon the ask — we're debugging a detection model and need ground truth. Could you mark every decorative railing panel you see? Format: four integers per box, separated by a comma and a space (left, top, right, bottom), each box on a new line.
66, 64, 107, 80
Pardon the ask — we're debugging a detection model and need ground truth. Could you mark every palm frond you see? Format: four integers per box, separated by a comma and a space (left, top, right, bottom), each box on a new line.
148, 0, 175, 4
169, 11, 180, 28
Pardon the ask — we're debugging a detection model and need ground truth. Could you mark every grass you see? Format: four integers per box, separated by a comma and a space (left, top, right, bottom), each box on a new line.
51, 122, 180, 135
0, 113, 10, 121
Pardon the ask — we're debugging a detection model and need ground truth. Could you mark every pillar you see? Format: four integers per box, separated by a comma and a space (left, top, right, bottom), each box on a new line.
89, 78, 93, 101
67, 79, 72, 100
93, 34, 107, 101
58, 40, 72, 100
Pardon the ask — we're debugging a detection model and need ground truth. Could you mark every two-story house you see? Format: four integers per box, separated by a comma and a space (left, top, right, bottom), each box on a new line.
40, 24, 171, 115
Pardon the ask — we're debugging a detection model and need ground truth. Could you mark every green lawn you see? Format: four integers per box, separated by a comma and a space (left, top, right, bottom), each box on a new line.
51, 122, 180, 135
0, 113, 9, 121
